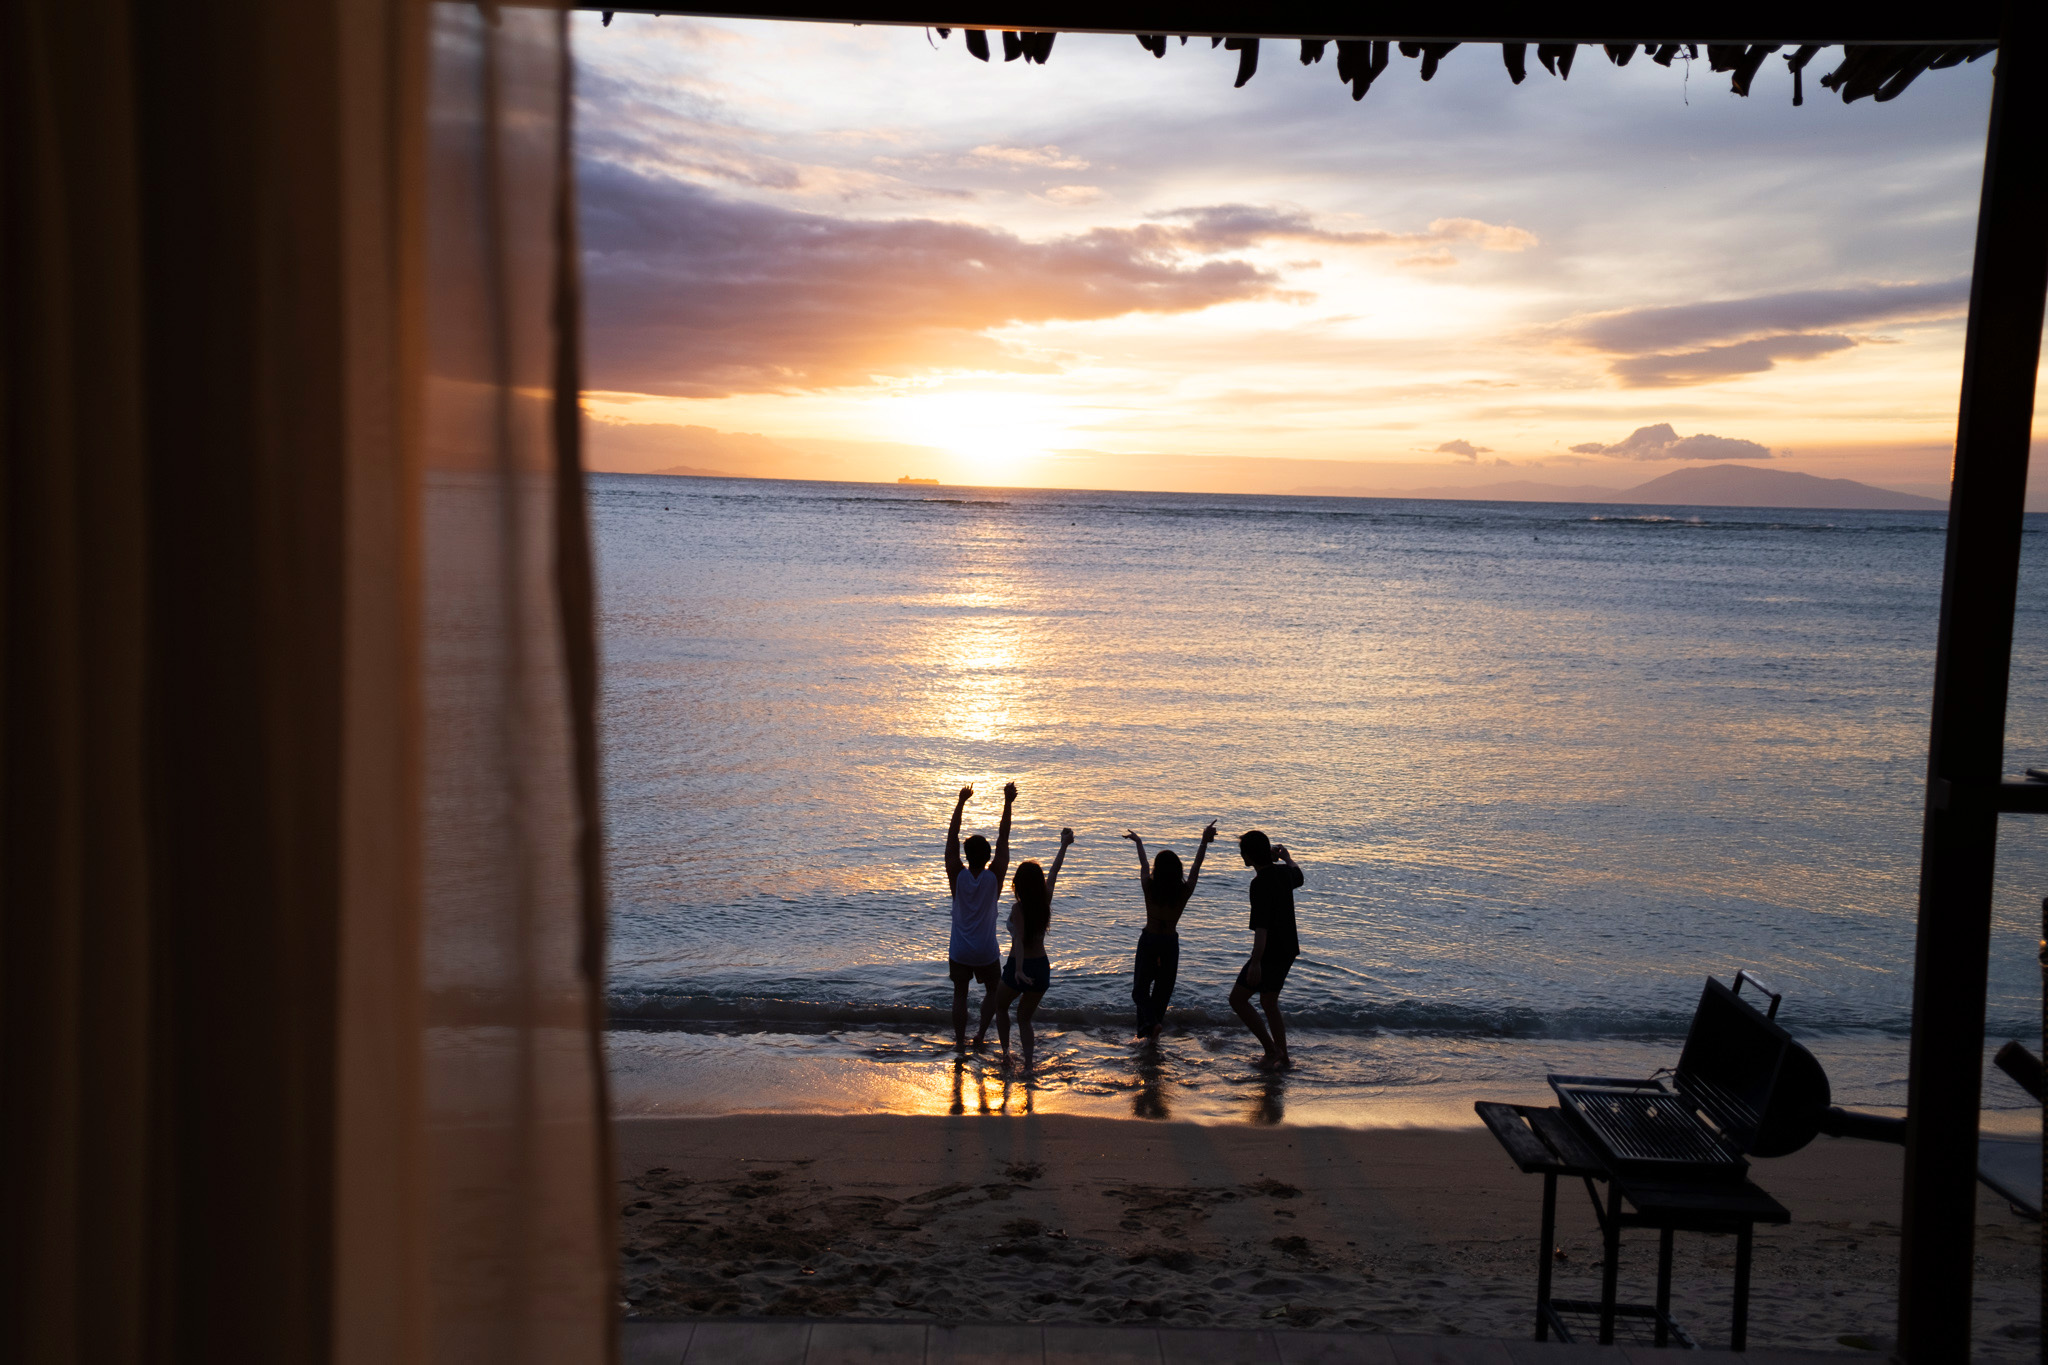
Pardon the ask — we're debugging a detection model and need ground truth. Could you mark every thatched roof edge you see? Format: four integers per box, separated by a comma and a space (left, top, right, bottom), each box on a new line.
571, 4, 2003, 45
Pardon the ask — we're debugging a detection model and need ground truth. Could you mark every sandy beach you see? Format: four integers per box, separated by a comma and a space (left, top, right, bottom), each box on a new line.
616, 1113, 2038, 1357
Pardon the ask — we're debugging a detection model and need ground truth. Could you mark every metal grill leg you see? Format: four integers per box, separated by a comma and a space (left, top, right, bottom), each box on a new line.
1655, 1225, 1674, 1348
1599, 1181, 1622, 1345
1733, 1224, 1754, 1352
1536, 1172, 1556, 1341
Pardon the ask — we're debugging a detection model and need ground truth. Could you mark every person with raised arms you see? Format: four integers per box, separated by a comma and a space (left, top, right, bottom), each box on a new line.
1121, 821, 1217, 1042
981, 825, 1073, 1071
943, 781, 1014, 1050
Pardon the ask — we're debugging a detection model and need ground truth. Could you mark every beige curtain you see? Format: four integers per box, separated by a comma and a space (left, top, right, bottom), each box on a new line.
1, 2, 614, 1361
419, 5, 614, 1362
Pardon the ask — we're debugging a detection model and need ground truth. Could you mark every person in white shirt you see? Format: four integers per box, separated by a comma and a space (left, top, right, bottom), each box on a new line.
943, 781, 1014, 1049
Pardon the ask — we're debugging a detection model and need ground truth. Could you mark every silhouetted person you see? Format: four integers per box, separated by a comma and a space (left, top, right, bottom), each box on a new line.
1121, 821, 1217, 1041
1228, 829, 1302, 1071
944, 782, 1014, 1048
982, 827, 1072, 1070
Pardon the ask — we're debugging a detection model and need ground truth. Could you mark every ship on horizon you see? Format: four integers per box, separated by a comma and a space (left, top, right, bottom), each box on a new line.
897, 475, 940, 485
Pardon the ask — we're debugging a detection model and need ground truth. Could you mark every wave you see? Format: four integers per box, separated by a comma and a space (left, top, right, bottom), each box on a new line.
605, 990, 1936, 1039
1587, 514, 1697, 525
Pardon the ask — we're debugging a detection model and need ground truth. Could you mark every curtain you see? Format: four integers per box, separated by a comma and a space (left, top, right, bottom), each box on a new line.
0, 2, 613, 1361
420, 6, 614, 1363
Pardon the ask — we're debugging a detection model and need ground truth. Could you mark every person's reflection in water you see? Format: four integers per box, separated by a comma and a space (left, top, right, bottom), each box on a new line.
949, 1058, 997, 1116
995, 1071, 1036, 1115
1132, 1044, 1171, 1120
1247, 1069, 1287, 1126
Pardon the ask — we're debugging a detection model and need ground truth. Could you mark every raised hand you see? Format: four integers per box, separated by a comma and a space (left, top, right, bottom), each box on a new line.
1003, 781, 1018, 803
1201, 822, 1218, 843
1060, 827, 1075, 846
957, 785, 974, 804
1123, 829, 1140, 842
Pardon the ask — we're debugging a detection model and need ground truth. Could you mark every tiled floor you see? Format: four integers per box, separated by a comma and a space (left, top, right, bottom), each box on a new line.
621, 1319, 1858, 1363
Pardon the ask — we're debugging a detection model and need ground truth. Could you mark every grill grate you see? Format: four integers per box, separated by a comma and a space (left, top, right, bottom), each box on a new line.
1554, 1083, 1741, 1169
1677, 1070, 1764, 1144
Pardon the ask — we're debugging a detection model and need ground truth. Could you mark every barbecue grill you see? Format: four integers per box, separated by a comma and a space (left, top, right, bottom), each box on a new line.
1478, 970, 1909, 1350
1548, 970, 1853, 1177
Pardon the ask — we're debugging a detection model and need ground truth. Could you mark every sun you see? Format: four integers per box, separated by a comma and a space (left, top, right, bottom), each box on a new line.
884, 389, 1066, 487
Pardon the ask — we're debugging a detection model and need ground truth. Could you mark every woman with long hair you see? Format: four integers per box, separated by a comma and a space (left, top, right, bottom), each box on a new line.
1122, 822, 1217, 1041
986, 826, 1073, 1070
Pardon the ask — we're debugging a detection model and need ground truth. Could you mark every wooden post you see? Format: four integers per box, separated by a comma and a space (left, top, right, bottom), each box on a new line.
1900, 6, 2048, 1357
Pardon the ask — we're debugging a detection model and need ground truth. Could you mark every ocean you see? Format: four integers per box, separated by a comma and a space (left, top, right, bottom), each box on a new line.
596, 473, 2048, 1129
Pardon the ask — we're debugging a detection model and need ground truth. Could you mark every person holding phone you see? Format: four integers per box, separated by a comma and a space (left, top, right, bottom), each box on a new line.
1228, 829, 1302, 1071
1121, 821, 1217, 1041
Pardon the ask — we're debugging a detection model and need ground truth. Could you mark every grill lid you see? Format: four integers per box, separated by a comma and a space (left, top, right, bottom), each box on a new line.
1674, 976, 1830, 1158
1546, 973, 1836, 1172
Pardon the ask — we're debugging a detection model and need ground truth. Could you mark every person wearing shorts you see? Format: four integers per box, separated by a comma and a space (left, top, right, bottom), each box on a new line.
944, 781, 1014, 1048
984, 826, 1072, 1070
1228, 829, 1303, 1071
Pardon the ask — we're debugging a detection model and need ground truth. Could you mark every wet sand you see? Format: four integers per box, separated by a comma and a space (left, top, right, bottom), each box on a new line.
616, 1113, 2039, 1357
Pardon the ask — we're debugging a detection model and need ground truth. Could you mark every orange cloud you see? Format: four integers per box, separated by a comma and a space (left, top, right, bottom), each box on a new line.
582, 165, 1294, 396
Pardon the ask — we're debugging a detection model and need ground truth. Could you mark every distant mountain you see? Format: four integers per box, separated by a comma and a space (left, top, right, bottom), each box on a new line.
1620, 463, 1945, 510
585, 417, 952, 484
1297, 463, 1946, 511
1302, 479, 1627, 503
586, 420, 811, 478
647, 463, 743, 479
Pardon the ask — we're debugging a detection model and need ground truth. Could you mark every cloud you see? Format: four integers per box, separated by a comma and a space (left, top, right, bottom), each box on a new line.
576, 64, 972, 204
966, 144, 1090, 170
1041, 185, 1105, 205
1569, 423, 1775, 461
579, 162, 1284, 397
1429, 218, 1541, 251
1557, 279, 1968, 354
1152, 205, 1536, 255
1435, 439, 1492, 460
1609, 334, 1858, 388
1550, 279, 1968, 388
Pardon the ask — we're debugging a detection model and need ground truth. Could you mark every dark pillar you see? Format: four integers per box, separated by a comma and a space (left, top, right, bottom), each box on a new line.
1900, 7, 2048, 1358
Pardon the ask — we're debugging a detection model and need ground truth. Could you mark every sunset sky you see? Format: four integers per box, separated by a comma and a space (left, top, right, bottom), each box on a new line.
572, 16, 2004, 497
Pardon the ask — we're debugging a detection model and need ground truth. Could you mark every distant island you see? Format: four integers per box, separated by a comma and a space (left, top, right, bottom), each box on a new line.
646, 462, 740, 479
1297, 463, 1947, 512
897, 475, 940, 485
